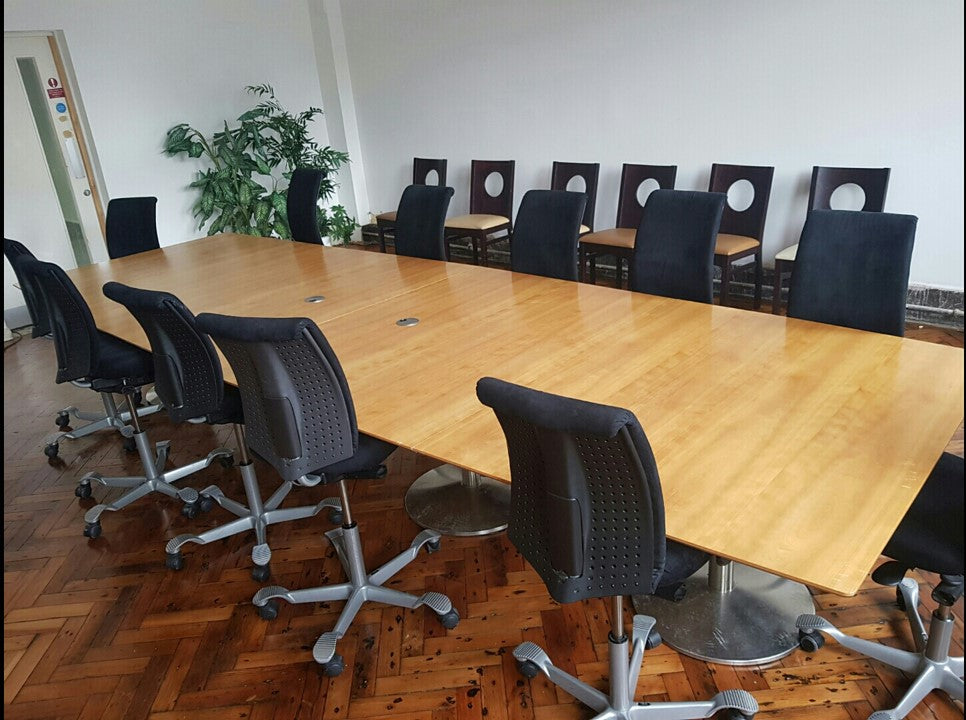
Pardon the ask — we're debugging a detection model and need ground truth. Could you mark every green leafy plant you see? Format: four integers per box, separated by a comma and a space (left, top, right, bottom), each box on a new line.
162, 84, 358, 244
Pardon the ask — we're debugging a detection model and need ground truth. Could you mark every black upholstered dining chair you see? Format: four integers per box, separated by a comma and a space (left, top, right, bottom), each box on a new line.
287, 168, 325, 244
444, 159, 515, 266
628, 189, 727, 304
787, 209, 916, 336
796, 452, 963, 720
510, 189, 587, 281
708, 163, 774, 308
376, 157, 448, 252
391, 184, 455, 261
4, 238, 51, 337
476, 377, 759, 720
18, 259, 161, 460
579, 164, 678, 287
773, 166, 891, 314
550, 161, 599, 235
105, 196, 160, 259
196, 313, 459, 676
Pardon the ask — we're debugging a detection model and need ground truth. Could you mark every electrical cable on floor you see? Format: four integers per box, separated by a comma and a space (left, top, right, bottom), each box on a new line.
4, 325, 29, 351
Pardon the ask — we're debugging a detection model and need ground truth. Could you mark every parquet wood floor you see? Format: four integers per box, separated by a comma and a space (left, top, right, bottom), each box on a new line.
4, 314, 963, 720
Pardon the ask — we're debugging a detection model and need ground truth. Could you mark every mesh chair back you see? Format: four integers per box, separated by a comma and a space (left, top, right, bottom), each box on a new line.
788, 209, 916, 336
196, 313, 356, 483
413, 158, 447, 186
468, 160, 515, 219
809, 167, 890, 212
106, 197, 160, 259
19, 259, 99, 383
3, 238, 51, 337
477, 377, 668, 603
103, 282, 226, 423
551, 162, 600, 231
628, 190, 726, 303
708, 164, 774, 240
394, 185, 455, 260
287, 168, 325, 244
616, 164, 678, 230
510, 190, 587, 281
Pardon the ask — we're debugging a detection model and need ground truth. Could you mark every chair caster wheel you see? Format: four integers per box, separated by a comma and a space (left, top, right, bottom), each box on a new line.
251, 564, 271, 583
425, 538, 441, 554
257, 600, 279, 620
122, 436, 137, 453
328, 508, 343, 525
320, 654, 344, 677
895, 586, 907, 611
44, 443, 59, 459
798, 628, 825, 653
75, 483, 92, 499
644, 630, 662, 650
727, 711, 755, 720
438, 608, 459, 629
198, 494, 215, 513
517, 659, 540, 678
133, 388, 144, 407
182, 502, 198, 520
55, 412, 71, 429
83, 521, 102, 539
218, 454, 234, 469
166, 552, 184, 571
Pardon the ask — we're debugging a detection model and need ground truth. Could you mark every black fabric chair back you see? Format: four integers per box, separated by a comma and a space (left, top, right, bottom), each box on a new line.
105, 197, 160, 259
3, 238, 51, 337
18, 258, 99, 384
468, 160, 515, 219
477, 377, 669, 603
196, 313, 356, 483
787, 209, 916, 336
616, 164, 678, 230
413, 158, 447, 186
708, 164, 774, 240
393, 185, 455, 261
809, 166, 890, 212
287, 168, 325, 244
628, 190, 726, 303
510, 189, 587, 281
551, 162, 600, 231
102, 282, 226, 423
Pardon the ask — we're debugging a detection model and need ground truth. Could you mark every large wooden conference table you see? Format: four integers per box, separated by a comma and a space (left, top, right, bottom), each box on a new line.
67, 233, 964, 664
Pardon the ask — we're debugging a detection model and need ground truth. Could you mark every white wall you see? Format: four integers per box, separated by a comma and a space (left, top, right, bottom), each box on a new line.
336, 0, 964, 290
4, 0, 331, 253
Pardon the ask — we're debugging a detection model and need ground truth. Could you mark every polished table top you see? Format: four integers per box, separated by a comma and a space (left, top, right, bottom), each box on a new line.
68, 234, 965, 597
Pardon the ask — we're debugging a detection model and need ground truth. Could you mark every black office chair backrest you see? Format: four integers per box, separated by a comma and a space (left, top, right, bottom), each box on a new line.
628, 190, 727, 304
196, 313, 356, 483
787, 209, 916, 337
616, 164, 678, 230
18, 258, 100, 384
102, 282, 226, 423
106, 197, 160, 259
413, 157, 447, 187
287, 168, 325, 244
393, 184, 455, 261
708, 163, 774, 240
3, 238, 51, 337
809, 166, 890, 212
510, 189, 587, 281
476, 376, 668, 603
551, 161, 600, 232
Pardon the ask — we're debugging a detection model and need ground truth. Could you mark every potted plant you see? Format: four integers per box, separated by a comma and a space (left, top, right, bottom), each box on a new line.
162, 84, 358, 244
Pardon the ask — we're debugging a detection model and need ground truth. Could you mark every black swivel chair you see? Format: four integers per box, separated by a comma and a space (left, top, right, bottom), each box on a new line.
18, 259, 162, 460
287, 168, 325, 244
392, 184, 455, 260
628, 190, 727, 304
376, 157, 448, 252
106, 197, 160, 259
196, 313, 459, 674
510, 189, 587, 281
476, 377, 759, 720
4, 238, 51, 337
787, 210, 917, 336
796, 452, 963, 720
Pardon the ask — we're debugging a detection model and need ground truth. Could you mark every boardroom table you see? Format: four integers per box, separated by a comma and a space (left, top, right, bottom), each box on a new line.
66, 233, 965, 665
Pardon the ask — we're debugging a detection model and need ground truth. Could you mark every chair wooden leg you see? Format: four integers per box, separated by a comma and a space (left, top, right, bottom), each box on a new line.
377, 225, 387, 253
615, 257, 624, 289
479, 234, 488, 267
719, 260, 732, 306
471, 235, 480, 266
773, 259, 786, 315
579, 247, 587, 283
753, 250, 763, 310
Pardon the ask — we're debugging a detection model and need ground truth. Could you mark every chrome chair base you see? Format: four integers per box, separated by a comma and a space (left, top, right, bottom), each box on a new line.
404, 464, 510, 536
45, 391, 161, 458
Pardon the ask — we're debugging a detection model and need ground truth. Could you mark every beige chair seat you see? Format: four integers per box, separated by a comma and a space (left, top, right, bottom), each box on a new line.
715, 233, 760, 256
579, 224, 590, 235
376, 211, 397, 223
775, 243, 798, 262
579, 227, 635, 250
445, 214, 509, 231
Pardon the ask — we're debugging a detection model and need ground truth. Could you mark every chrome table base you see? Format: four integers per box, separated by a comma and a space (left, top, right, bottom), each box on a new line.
404, 464, 510, 536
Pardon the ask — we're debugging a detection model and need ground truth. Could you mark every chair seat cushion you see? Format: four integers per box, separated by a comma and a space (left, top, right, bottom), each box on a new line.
314, 433, 396, 479
660, 541, 711, 587
376, 211, 397, 223
91, 332, 154, 387
205, 384, 245, 426
579, 227, 635, 250
775, 243, 799, 262
579, 224, 590, 235
445, 214, 510, 231
715, 233, 760, 256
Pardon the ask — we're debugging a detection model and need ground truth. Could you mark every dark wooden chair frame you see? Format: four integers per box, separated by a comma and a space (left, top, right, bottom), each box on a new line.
445, 160, 515, 266
377, 157, 448, 252
550, 161, 600, 234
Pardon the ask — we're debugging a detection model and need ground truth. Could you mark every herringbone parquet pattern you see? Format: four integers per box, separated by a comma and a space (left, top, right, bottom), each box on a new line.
4, 321, 963, 720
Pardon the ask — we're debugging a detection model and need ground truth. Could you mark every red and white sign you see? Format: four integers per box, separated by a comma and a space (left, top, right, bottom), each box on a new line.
48, 77, 59, 88
47, 88, 66, 99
